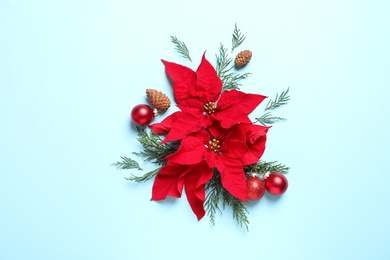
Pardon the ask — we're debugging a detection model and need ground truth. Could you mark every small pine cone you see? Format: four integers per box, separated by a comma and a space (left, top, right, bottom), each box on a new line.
146, 89, 171, 111
235, 50, 252, 68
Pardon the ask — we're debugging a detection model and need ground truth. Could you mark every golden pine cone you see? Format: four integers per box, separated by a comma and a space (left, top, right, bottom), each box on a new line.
146, 89, 171, 111
235, 50, 252, 68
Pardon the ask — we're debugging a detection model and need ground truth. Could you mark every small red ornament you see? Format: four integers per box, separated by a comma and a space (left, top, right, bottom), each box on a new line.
246, 174, 265, 200
131, 104, 154, 126
265, 172, 288, 196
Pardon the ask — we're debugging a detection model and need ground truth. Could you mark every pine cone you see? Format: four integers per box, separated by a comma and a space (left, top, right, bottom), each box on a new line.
146, 89, 171, 111
235, 50, 252, 68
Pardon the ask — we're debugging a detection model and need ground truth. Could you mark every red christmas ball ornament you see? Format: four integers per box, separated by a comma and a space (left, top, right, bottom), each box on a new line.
131, 104, 154, 126
265, 172, 288, 196
246, 174, 265, 201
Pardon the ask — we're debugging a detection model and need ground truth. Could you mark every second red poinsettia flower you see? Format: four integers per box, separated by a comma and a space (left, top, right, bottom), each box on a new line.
150, 54, 266, 143
162, 123, 268, 204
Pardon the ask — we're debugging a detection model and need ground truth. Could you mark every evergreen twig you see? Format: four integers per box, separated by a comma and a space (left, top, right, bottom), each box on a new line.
255, 112, 286, 126
232, 23, 246, 52
216, 43, 251, 90
125, 167, 161, 182
112, 156, 142, 170
170, 36, 192, 62
265, 87, 290, 111
255, 87, 290, 125
132, 128, 172, 166
205, 170, 250, 231
204, 172, 223, 226
244, 160, 290, 176
222, 189, 250, 231
115, 128, 173, 183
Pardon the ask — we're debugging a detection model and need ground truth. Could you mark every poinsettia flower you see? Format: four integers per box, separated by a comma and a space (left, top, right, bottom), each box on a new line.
150, 54, 266, 143
162, 53, 222, 105
151, 160, 213, 220
164, 129, 250, 201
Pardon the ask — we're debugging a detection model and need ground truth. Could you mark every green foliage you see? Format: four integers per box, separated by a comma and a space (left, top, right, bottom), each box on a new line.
255, 112, 286, 126
115, 128, 173, 182
255, 87, 290, 126
112, 156, 142, 170
216, 43, 251, 90
244, 160, 290, 176
265, 87, 290, 111
132, 128, 172, 166
204, 171, 223, 226
221, 189, 250, 231
205, 170, 250, 231
231, 23, 246, 52
170, 36, 192, 62
125, 167, 161, 183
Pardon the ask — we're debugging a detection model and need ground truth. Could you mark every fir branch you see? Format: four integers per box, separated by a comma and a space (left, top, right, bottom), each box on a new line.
216, 43, 232, 78
221, 189, 250, 231
223, 72, 251, 90
265, 87, 290, 111
205, 170, 250, 231
216, 43, 251, 90
132, 128, 173, 166
204, 174, 223, 226
170, 36, 192, 62
231, 23, 246, 52
125, 167, 161, 183
255, 112, 286, 126
112, 156, 142, 170
254, 87, 290, 125
245, 160, 290, 175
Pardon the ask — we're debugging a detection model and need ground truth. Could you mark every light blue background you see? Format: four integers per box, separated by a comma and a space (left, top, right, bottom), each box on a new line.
1, 0, 389, 259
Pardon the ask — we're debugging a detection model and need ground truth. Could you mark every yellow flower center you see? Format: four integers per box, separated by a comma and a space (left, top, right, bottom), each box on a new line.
204, 101, 216, 114
209, 138, 220, 152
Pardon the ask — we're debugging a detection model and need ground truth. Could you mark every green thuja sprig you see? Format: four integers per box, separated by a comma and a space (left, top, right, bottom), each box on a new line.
170, 36, 192, 62
255, 112, 286, 125
113, 156, 142, 170
125, 167, 162, 183
255, 87, 290, 126
115, 128, 174, 182
232, 23, 246, 52
221, 189, 250, 231
204, 171, 223, 226
216, 43, 251, 90
205, 170, 250, 231
245, 160, 290, 176
132, 128, 172, 166
265, 87, 290, 110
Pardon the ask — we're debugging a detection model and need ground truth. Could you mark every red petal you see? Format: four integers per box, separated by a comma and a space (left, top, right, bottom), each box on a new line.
149, 112, 179, 135
218, 90, 266, 114
165, 135, 206, 165
162, 59, 196, 104
204, 149, 218, 168
220, 140, 248, 159
177, 99, 204, 113
216, 157, 247, 201
161, 111, 205, 143
184, 161, 214, 220
241, 125, 269, 165
151, 163, 188, 200
193, 53, 222, 103
213, 109, 252, 129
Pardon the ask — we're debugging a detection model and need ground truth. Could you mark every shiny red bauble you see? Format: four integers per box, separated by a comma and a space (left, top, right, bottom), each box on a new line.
265, 172, 288, 196
246, 174, 265, 200
131, 104, 154, 126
